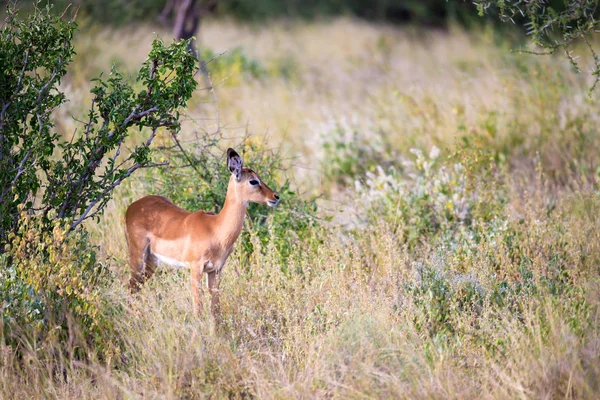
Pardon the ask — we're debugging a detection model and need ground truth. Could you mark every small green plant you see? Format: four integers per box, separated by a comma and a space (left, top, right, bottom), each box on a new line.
409, 265, 456, 337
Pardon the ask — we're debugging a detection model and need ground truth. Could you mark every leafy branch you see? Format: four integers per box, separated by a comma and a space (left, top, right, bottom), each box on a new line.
475, 0, 600, 94
0, 4, 198, 248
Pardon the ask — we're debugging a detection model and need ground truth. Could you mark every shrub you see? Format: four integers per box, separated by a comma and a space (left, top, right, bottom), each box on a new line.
323, 124, 387, 186
0, 208, 116, 358
354, 147, 471, 246
310, 117, 392, 189
353, 144, 513, 248
0, 4, 198, 250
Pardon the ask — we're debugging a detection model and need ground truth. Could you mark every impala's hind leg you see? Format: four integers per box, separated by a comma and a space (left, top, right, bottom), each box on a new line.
142, 250, 158, 281
129, 242, 160, 292
128, 241, 146, 292
126, 222, 154, 292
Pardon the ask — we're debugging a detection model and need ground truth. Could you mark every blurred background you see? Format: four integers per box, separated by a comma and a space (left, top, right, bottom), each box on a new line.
9, 0, 598, 196
12, 0, 507, 26
2, 1, 600, 398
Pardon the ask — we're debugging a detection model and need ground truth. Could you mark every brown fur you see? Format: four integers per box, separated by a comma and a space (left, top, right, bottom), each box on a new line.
124, 149, 279, 316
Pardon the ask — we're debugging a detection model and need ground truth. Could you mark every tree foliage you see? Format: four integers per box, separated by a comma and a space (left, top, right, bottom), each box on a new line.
0, 4, 198, 248
475, 0, 600, 93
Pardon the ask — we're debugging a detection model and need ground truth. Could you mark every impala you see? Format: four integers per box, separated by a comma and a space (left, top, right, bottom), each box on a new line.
125, 148, 279, 316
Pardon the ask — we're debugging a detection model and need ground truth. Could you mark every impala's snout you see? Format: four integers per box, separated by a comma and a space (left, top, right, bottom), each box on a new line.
268, 193, 280, 207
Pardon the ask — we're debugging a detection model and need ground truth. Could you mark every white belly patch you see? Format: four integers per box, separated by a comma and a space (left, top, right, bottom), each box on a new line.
150, 251, 189, 269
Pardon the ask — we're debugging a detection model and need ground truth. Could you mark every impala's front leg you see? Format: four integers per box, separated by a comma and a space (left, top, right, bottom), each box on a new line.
190, 261, 205, 315
207, 269, 221, 320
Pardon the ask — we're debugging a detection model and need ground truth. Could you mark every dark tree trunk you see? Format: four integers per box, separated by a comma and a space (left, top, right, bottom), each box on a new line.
161, 0, 218, 85
173, 0, 200, 58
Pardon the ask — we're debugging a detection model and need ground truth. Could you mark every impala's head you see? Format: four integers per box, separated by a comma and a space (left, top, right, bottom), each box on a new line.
227, 148, 279, 207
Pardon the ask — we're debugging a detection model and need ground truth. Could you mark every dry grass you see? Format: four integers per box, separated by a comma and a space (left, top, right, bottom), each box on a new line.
2, 17, 600, 399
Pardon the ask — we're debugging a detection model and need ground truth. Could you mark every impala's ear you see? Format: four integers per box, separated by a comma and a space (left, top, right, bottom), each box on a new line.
227, 148, 243, 181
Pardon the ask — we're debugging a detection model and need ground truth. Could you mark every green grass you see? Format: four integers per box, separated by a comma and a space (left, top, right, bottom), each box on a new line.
2, 17, 600, 399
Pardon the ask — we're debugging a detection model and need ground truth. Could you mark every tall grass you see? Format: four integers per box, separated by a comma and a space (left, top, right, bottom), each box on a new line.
2, 17, 600, 398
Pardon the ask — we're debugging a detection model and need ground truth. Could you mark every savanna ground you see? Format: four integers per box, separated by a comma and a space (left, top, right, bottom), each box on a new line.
2, 15, 600, 399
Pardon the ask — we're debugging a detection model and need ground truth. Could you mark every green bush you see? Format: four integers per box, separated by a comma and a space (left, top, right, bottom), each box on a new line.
201, 46, 300, 84
0, 4, 198, 248
354, 147, 470, 247
0, 209, 116, 358
353, 144, 513, 248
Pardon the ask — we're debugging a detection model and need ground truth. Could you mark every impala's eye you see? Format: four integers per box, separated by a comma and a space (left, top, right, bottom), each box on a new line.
249, 179, 260, 186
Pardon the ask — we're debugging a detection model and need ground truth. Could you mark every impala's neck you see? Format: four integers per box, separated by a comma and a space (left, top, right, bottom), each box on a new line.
214, 177, 248, 248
